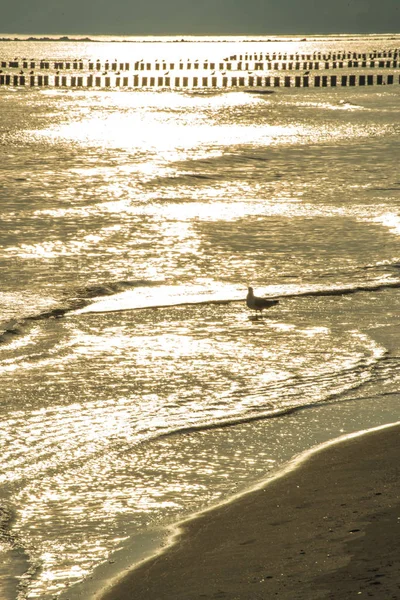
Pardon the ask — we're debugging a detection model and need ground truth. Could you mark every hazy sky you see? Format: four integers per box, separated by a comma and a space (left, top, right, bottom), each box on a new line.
2, 0, 399, 35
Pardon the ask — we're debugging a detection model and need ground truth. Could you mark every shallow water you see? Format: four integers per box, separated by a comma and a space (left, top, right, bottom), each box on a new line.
1, 34, 400, 600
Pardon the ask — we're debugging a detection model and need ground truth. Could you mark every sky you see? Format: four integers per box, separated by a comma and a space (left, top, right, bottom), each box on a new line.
1, 0, 399, 36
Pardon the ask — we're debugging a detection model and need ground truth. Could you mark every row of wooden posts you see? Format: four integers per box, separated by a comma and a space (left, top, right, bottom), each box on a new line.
1, 72, 399, 89
227, 49, 399, 61
2, 47, 399, 68
2, 58, 399, 73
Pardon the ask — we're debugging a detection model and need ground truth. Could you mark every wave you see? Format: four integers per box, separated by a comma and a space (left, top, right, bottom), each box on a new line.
2, 272, 400, 336
0, 279, 161, 344
292, 279, 400, 298
77, 276, 400, 315
151, 400, 346, 440
72, 279, 162, 298
152, 395, 358, 440
1, 349, 385, 487
120, 348, 392, 442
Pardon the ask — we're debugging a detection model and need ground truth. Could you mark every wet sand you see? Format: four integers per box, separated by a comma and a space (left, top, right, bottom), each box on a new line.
100, 423, 400, 600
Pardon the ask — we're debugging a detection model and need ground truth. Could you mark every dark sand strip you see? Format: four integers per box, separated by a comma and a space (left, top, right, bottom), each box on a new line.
100, 424, 400, 600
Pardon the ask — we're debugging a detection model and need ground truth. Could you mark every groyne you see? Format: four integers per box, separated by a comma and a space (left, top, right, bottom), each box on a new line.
1, 48, 399, 89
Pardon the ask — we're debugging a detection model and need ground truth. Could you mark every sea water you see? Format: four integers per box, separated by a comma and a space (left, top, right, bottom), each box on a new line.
1, 34, 400, 600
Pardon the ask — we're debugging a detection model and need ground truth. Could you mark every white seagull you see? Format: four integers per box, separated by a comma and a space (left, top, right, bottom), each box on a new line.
246, 286, 279, 314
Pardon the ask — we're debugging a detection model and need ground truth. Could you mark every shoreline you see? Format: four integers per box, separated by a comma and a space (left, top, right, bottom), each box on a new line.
97, 421, 400, 600
58, 322, 400, 600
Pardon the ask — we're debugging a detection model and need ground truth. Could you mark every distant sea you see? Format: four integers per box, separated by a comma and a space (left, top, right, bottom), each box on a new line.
1, 34, 400, 600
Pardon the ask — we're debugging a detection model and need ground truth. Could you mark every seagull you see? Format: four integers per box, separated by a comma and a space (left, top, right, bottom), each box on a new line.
246, 286, 279, 313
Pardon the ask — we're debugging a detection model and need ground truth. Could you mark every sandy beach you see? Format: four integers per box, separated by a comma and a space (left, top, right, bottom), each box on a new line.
99, 423, 400, 600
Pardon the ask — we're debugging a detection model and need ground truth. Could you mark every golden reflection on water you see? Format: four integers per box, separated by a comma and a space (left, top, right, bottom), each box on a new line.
4, 308, 386, 597
374, 212, 400, 236
42, 111, 300, 155
2, 41, 400, 598
30, 90, 316, 166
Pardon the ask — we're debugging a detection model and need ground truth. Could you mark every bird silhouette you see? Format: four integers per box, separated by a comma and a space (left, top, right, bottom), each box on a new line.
246, 287, 279, 314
